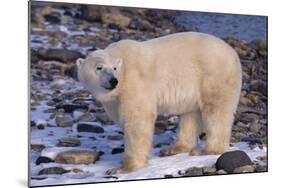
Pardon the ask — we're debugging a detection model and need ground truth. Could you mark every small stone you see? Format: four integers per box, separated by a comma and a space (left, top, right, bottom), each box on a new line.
31, 121, 36, 127
107, 135, 123, 141
72, 168, 84, 173
37, 124, 45, 130
77, 123, 104, 133
78, 112, 95, 122
56, 103, 88, 113
255, 164, 267, 172
233, 165, 255, 173
216, 169, 227, 175
111, 147, 124, 154
256, 155, 267, 161
184, 167, 203, 176
95, 113, 114, 125
55, 110, 74, 127
241, 137, 263, 145
31, 144, 45, 152
155, 121, 167, 134
164, 174, 174, 178
249, 121, 262, 133
57, 138, 81, 147
101, 13, 131, 27
55, 150, 99, 164
38, 167, 70, 175
44, 14, 61, 24
36, 156, 54, 165
215, 150, 252, 173
203, 166, 216, 175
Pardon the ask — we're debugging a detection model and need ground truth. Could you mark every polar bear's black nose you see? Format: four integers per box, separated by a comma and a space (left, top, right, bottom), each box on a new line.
109, 77, 118, 88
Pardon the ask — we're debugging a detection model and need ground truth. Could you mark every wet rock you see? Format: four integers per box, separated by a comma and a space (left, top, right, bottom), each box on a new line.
31, 144, 45, 152
77, 123, 104, 133
38, 48, 84, 63
55, 109, 74, 127
95, 113, 114, 125
56, 103, 88, 113
203, 166, 216, 175
55, 150, 99, 164
57, 138, 81, 147
101, 13, 131, 28
38, 167, 70, 175
184, 167, 203, 176
233, 165, 255, 173
215, 150, 252, 173
36, 156, 54, 165
111, 147, 124, 154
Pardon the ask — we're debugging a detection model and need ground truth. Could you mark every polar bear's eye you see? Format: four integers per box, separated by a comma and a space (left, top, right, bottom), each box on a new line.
113, 67, 117, 71
96, 67, 103, 71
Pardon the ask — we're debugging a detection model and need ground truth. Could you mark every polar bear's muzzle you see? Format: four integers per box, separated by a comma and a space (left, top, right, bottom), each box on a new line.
102, 76, 118, 90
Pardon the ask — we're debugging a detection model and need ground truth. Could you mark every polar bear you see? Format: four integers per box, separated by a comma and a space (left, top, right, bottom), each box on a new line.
76, 32, 242, 174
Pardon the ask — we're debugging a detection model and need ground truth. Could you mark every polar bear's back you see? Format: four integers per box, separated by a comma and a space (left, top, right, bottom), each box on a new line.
141, 32, 241, 114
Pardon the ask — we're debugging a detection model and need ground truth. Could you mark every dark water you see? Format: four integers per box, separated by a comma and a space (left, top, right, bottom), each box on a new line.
175, 11, 267, 42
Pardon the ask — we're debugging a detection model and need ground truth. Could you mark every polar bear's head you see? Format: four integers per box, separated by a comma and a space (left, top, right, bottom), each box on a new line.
76, 50, 123, 102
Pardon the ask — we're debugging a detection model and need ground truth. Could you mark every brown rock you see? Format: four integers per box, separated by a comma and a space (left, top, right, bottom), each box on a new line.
101, 13, 131, 27
55, 150, 99, 164
57, 138, 81, 147
31, 144, 45, 152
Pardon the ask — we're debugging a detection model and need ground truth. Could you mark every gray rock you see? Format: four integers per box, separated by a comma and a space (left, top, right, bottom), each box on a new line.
38, 167, 70, 175
55, 150, 99, 164
77, 123, 104, 133
215, 150, 252, 173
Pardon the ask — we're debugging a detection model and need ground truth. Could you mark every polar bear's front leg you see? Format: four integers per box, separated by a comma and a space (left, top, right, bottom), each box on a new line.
106, 105, 156, 175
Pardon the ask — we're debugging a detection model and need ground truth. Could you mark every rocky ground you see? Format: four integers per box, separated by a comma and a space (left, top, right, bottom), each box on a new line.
30, 2, 268, 187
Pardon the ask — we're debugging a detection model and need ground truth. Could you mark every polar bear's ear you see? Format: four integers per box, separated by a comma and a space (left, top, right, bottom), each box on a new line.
76, 58, 85, 67
116, 58, 123, 68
